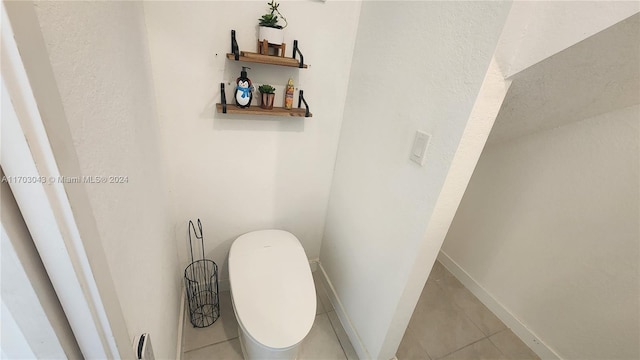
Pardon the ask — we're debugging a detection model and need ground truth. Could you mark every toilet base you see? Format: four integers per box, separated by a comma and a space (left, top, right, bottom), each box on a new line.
238, 322, 301, 360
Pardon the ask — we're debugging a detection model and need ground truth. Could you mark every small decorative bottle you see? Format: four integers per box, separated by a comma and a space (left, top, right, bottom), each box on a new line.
284, 78, 294, 110
235, 67, 253, 108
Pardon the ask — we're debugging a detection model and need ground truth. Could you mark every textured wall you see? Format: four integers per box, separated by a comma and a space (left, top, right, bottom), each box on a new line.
143, 1, 362, 278
320, 2, 511, 359
491, 14, 640, 144
442, 104, 640, 359
33, 2, 180, 358
496, 1, 639, 77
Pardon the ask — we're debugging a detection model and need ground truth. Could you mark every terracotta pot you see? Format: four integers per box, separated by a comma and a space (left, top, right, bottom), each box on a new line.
259, 26, 284, 45
260, 93, 275, 110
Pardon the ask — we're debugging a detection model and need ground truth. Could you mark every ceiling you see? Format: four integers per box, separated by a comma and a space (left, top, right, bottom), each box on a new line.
488, 13, 639, 144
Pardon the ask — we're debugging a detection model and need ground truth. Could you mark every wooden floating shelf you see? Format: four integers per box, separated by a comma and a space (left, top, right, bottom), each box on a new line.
216, 104, 312, 117
226, 52, 308, 68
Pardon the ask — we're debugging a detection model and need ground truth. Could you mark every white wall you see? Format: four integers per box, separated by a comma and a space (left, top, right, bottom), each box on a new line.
143, 1, 361, 277
496, 1, 639, 77
319, 2, 512, 359
442, 104, 640, 359
32, 2, 180, 358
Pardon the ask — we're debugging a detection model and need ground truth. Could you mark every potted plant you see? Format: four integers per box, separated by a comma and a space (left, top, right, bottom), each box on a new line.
258, 0, 287, 45
258, 84, 276, 110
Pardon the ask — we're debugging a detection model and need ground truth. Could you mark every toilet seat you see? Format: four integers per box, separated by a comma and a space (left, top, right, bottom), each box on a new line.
229, 230, 316, 350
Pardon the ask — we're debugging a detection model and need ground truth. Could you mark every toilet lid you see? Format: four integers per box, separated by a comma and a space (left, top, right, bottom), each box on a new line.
229, 230, 316, 349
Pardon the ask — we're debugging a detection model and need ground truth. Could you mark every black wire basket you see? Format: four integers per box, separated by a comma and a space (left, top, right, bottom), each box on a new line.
184, 219, 220, 328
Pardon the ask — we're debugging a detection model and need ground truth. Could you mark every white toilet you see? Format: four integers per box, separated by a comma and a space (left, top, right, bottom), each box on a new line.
229, 230, 316, 359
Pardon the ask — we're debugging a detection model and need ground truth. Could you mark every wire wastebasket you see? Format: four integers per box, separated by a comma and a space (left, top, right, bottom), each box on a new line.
184, 219, 220, 328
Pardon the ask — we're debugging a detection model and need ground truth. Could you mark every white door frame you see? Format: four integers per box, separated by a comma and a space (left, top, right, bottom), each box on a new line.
1, 176, 82, 359
1, 2, 131, 358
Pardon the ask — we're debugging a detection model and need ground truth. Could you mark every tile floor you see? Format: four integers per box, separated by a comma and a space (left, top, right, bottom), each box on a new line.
181, 270, 358, 360
397, 260, 541, 360
182, 262, 539, 360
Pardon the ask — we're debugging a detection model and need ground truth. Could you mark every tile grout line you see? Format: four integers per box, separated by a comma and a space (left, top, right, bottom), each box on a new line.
407, 281, 440, 360
431, 328, 513, 360
486, 330, 511, 359
432, 277, 487, 336
430, 277, 488, 357
405, 325, 434, 360
420, 264, 493, 360
433, 335, 491, 360
183, 335, 240, 355
434, 266, 507, 337
433, 278, 512, 356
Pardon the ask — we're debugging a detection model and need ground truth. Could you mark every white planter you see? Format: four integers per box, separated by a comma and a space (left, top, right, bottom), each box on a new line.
259, 26, 284, 45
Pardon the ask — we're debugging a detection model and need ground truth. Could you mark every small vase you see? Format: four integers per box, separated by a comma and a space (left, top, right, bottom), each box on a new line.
260, 93, 275, 110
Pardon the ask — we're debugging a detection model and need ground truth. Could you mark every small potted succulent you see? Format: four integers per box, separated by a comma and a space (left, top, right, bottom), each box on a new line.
258, 84, 276, 109
258, 0, 287, 45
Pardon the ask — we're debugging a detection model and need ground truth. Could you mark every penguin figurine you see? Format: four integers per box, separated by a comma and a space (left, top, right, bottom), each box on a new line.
235, 66, 253, 108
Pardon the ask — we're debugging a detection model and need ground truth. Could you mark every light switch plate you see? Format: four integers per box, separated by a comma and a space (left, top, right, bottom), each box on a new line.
410, 130, 431, 166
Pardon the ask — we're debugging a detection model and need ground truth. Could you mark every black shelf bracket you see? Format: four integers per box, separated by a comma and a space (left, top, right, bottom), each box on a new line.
231, 30, 239, 61
220, 83, 227, 113
293, 40, 304, 68
298, 89, 310, 117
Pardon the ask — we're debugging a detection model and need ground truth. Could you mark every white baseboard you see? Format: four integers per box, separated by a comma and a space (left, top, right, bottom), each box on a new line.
317, 262, 370, 360
176, 287, 186, 360
437, 251, 561, 360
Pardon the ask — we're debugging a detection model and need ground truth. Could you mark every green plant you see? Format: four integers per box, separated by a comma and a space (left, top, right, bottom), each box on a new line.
258, 84, 276, 94
258, 0, 287, 29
